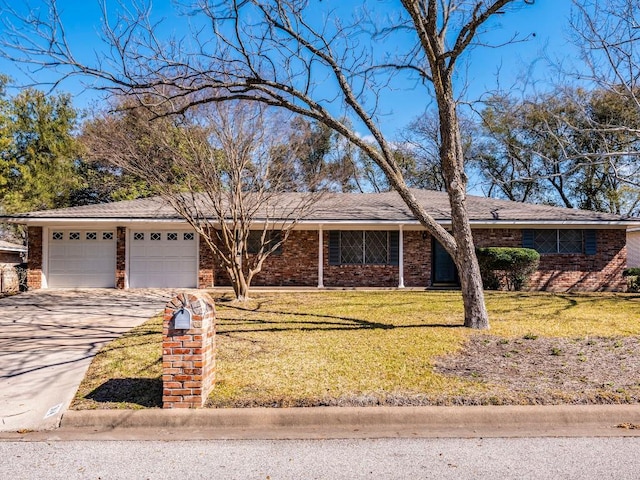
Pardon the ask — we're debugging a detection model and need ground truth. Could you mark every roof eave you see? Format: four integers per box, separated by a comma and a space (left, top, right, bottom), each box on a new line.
6, 217, 638, 228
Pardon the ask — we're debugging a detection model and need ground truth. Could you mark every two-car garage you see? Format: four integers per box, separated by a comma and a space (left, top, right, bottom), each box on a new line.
46, 228, 198, 288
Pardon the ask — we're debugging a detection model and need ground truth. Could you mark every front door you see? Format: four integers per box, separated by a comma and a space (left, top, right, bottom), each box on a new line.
432, 240, 459, 286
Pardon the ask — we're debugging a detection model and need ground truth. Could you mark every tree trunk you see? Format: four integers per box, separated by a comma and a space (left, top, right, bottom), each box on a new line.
452, 213, 490, 329
228, 263, 250, 302
438, 88, 490, 330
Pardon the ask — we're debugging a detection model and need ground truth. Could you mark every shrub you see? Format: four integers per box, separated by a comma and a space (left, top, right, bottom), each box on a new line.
622, 267, 640, 277
476, 247, 540, 291
623, 268, 640, 292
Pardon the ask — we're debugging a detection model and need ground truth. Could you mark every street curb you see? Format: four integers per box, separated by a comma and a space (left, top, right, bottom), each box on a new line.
60, 405, 640, 435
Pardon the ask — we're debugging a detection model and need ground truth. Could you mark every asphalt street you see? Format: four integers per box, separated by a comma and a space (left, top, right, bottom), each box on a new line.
1, 437, 640, 479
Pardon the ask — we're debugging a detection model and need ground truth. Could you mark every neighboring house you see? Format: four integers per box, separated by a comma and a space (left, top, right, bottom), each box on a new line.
628, 229, 640, 268
0, 240, 27, 293
0, 240, 26, 264
4, 189, 640, 292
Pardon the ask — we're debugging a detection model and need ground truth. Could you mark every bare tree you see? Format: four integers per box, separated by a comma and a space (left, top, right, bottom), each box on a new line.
472, 1, 640, 215
524, 0, 640, 210
0, 0, 537, 329
83, 98, 319, 300
400, 110, 480, 192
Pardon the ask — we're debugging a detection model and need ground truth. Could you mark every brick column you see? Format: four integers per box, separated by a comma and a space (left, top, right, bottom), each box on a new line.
27, 226, 43, 290
198, 233, 215, 288
116, 226, 126, 289
162, 292, 216, 408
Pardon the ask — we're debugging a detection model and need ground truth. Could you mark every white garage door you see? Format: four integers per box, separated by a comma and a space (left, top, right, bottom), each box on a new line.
129, 230, 198, 288
48, 230, 116, 288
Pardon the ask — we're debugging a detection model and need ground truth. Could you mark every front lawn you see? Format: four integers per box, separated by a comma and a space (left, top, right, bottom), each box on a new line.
71, 291, 640, 409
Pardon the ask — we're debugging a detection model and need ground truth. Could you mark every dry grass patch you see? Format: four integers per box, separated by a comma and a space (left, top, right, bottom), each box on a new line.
71, 291, 640, 409
435, 335, 640, 404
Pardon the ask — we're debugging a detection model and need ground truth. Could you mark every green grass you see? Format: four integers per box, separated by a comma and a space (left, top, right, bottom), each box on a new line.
71, 291, 640, 409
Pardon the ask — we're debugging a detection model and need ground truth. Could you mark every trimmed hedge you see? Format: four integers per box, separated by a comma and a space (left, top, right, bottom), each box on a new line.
476, 247, 540, 291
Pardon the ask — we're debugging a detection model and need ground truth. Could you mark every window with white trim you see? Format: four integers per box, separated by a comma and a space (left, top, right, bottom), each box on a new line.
329, 231, 399, 265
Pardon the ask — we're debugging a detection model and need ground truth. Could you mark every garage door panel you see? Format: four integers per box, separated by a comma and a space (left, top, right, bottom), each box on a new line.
48, 230, 116, 288
129, 230, 197, 288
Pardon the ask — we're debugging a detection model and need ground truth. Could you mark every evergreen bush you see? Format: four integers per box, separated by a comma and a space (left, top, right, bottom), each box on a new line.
476, 247, 540, 291
623, 268, 640, 292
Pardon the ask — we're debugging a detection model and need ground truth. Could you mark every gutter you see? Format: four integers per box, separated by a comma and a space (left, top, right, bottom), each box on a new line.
4, 216, 639, 229
0, 246, 27, 253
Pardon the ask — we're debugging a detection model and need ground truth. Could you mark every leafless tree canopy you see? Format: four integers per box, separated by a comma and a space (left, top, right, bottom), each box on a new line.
84, 98, 320, 300
1, 0, 537, 328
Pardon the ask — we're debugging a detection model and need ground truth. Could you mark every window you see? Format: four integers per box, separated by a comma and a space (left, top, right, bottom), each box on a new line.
52, 232, 64, 241
558, 230, 583, 253
85, 232, 97, 240
329, 231, 399, 265
102, 232, 114, 241
183, 232, 195, 241
133, 232, 145, 241
167, 232, 178, 241
523, 229, 597, 255
150, 232, 162, 241
246, 230, 283, 255
69, 232, 80, 240
340, 231, 364, 263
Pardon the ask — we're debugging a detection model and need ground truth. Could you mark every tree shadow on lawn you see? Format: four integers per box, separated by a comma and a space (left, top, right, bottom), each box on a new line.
85, 378, 162, 408
487, 292, 640, 320
218, 303, 463, 334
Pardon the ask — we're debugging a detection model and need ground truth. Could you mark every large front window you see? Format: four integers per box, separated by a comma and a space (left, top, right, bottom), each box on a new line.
330, 230, 398, 265
526, 229, 596, 254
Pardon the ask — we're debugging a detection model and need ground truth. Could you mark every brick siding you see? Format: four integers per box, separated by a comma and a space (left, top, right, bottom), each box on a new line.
198, 235, 215, 289
116, 227, 126, 289
208, 227, 627, 292
403, 231, 432, 287
26, 226, 42, 290
472, 228, 627, 292
213, 230, 319, 287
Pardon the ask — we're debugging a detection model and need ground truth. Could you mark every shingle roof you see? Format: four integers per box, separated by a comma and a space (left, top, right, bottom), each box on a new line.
4, 189, 637, 225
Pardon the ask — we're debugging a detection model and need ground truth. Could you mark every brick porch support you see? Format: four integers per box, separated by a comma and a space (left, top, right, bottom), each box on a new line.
26, 226, 43, 290
198, 233, 215, 288
162, 292, 217, 408
116, 226, 126, 289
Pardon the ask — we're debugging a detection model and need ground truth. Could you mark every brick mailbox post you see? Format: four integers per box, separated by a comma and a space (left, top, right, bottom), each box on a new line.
162, 292, 216, 408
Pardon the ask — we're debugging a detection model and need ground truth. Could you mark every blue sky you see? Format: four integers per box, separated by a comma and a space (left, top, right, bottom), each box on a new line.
0, 0, 575, 136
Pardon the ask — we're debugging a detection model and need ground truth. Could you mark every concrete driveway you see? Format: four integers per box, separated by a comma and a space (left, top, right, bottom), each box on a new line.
0, 289, 174, 432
